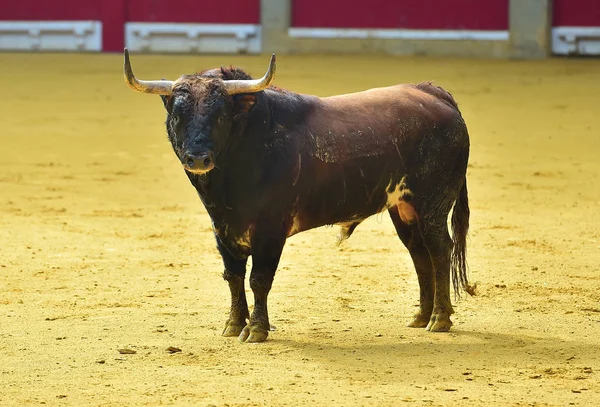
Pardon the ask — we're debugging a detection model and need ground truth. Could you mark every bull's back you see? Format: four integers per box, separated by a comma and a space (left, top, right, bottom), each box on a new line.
319, 84, 459, 130
290, 83, 467, 232
299, 83, 463, 165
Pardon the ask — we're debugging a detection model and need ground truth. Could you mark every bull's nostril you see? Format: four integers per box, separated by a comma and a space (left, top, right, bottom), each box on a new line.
203, 156, 212, 167
186, 157, 195, 168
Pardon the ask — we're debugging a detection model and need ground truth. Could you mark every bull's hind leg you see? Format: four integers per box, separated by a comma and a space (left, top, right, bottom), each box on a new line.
418, 214, 454, 332
388, 207, 434, 328
217, 238, 249, 337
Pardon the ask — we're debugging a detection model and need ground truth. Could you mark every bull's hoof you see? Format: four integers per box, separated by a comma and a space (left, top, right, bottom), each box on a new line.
222, 323, 245, 337
425, 313, 453, 332
407, 312, 431, 328
238, 325, 269, 343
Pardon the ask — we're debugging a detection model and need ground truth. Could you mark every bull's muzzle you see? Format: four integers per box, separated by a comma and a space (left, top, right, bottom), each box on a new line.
182, 152, 215, 174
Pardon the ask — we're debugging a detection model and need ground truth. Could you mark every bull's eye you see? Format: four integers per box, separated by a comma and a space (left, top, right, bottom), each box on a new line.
217, 117, 224, 125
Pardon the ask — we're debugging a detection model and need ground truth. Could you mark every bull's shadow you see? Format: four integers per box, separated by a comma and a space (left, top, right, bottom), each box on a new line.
271, 328, 597, 386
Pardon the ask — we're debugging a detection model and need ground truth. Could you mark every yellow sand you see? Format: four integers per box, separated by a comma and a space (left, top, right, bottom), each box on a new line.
1, 52, 599, 406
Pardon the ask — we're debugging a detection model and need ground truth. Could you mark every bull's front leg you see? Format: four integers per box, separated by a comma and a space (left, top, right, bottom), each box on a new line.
239, 230, 286, 343
217, 237, 250, 337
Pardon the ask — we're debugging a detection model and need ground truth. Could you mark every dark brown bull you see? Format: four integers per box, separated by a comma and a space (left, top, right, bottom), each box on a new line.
123, 49, 471, 343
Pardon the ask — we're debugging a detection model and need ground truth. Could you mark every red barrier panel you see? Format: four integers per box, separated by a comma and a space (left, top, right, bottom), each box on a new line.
103, 0, 126, 52
553, 0, 600, 27
0, 0, 260, 51
292, 0, 509, 30
0, 0, 103, 20
0, 0, 260, 23
126, 0, 260, 24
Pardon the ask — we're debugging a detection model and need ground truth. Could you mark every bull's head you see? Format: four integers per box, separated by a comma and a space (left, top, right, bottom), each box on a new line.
123, 48, 276, 175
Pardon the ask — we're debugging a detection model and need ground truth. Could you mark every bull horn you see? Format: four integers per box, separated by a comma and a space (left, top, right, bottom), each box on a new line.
223, 54, 276, 95
123, 48, 174, 95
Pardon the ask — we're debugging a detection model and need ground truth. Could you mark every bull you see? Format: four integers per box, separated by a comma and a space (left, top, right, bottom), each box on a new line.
123, 49, 471, 343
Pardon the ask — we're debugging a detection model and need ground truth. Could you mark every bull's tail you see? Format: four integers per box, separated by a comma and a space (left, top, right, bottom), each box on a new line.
451, 178, 473, 296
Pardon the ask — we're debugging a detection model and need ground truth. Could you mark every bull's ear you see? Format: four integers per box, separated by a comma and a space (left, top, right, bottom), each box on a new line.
233, 94, 256, 119
160, 95, 169, 109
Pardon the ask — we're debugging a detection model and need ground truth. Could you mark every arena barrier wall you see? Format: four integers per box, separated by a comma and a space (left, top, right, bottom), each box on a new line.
0, 0, 598, 57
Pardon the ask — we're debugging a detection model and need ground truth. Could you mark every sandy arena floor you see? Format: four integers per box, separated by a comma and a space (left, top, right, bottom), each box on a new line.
0, 52, 599, 406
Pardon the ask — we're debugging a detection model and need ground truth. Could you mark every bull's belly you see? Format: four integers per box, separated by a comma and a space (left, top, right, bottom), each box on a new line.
288, 175, 412, 237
